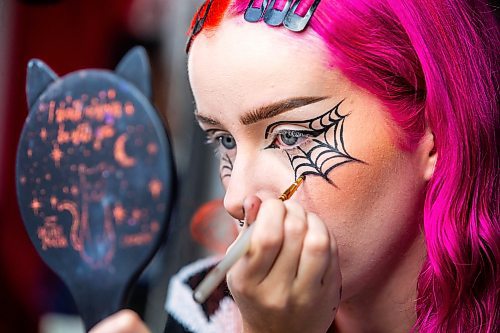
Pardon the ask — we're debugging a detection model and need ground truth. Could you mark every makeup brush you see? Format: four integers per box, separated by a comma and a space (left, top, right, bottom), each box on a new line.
193, 175, 305, 303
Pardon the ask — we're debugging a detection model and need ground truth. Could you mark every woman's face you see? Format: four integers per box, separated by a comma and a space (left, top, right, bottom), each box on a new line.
188, 19, 429, 300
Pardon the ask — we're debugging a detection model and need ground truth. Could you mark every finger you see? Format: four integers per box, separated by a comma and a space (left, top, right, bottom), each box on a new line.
233, 199, 286, 284
321, 225, 341, 288
243, 195, 262, 226
322, 252, 342, 313
295, 212, 332, 290
314, 218, 341, 309
265, 200, 307, 286
226, 196, 261, 254
89, 310, 150, 333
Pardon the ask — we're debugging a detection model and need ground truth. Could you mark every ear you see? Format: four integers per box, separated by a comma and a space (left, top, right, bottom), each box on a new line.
115, 46, 152, 100
26, 59, 58, 109
421, 128, 437, 181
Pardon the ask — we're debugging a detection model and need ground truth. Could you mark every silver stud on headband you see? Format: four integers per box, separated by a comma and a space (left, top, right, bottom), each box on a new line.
244, 0, 269, 22
244, 0, 322, 32
284, 0, 322, 32
264, 0, 293, 27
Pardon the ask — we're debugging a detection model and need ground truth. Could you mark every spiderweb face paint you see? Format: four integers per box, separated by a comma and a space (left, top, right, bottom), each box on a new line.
221, 154, 234, 180
205, 129, 236, 181
265, 100, 363, 183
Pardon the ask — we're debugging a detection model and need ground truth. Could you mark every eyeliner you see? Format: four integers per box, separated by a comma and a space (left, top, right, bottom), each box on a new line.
193, 175, 306, 304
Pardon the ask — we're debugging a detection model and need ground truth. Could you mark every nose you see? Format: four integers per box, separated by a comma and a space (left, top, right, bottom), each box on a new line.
223, 153, 282, 220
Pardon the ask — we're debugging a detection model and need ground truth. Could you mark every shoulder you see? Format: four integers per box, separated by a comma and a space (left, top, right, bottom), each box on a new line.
165, 256, 241, 333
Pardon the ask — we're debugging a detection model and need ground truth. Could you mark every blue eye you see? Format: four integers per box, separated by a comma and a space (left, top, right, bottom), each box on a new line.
218, 134, 236, 149
204, 130, 236, 152
279, 131, 301, 146
272, 130, 311, 149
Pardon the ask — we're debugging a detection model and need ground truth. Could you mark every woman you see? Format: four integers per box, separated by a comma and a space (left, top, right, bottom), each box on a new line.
91, 0, 498, 332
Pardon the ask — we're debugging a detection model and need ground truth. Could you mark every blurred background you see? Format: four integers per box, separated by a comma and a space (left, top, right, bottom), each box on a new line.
0, 0, 234, 332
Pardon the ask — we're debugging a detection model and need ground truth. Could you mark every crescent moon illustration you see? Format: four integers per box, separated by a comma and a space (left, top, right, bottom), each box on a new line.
114, 134, 136, 168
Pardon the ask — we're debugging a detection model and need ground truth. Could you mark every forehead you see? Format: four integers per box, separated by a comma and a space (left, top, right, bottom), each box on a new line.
188, 18, 351, 115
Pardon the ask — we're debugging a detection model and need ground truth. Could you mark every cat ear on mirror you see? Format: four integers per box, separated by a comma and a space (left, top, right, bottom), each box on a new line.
26, 59, 58, 110
115, 46, 152, 100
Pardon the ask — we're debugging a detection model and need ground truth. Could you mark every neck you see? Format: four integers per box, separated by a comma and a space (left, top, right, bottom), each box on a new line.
333, 232, 426, 333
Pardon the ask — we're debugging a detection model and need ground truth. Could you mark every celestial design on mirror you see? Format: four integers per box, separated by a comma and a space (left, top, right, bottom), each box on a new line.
17, 87, 169, 269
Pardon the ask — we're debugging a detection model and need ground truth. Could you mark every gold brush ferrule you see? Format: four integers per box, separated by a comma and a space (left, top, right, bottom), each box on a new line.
278, 175, 305, 201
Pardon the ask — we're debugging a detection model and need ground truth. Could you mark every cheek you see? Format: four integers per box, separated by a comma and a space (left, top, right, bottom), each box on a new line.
294, 102, 404, 224
228, 145, 299, 178
220, 145, 299, 194
298, 154, 398, 229
297, 141, 426, 296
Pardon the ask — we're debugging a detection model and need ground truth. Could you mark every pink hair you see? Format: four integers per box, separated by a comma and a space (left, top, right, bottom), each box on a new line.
194, 0, 499, 331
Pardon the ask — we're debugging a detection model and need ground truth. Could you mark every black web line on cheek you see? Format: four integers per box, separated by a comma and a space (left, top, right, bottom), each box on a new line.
220, 154, 234, 180
268, 100, 365, 184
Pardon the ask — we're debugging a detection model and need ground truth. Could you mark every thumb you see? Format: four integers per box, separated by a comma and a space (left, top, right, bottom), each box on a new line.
226, 195, 262, 254
243, 195, 262, 226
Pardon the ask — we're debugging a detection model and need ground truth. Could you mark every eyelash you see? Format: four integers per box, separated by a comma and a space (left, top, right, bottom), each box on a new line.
205, 132, 236, 153
205, 128, 318, 156
266, 129, 315, 151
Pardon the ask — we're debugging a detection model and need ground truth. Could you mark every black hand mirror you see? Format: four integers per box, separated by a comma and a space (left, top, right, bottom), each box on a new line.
16, 46, 175, 331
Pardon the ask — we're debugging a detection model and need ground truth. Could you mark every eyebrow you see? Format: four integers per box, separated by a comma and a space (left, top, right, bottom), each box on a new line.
195, 96, 329, 127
